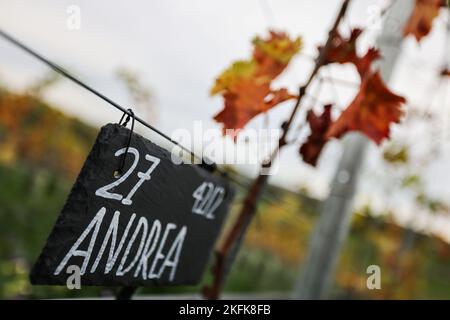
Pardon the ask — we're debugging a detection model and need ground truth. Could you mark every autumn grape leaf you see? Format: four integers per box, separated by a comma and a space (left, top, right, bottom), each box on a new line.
210, 61, 257, 95
252, 31, 302, 79
440, 67, 450, 77
326, 71, 406, 144
320, 28, 380, 79
403, 0, 446, 42
211, 31, 301, 136
299, 104, 333, 166
213, 83, 296, 139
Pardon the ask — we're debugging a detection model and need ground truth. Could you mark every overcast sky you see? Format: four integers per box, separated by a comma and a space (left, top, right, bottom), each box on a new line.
1, 0, 450, 239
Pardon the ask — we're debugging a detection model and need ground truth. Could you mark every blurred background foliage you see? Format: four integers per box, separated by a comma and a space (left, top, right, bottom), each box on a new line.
1, 79, 450, 299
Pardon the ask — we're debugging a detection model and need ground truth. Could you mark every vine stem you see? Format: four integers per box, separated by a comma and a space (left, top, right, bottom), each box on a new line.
202, 0, 352, 300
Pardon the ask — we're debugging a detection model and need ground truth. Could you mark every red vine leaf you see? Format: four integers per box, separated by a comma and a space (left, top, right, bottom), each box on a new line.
213, 83, 295, 139
440, 67, 450, 77
299, 104, 333, 166
211, 31, 301, 136
326, 71, 406, 145
252, 31, 302, 79
320, 28, 380, 79
403, 0, 446, 42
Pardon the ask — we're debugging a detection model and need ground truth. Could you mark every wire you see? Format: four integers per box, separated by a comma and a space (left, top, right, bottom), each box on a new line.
0, 28, 283, 186
0, 28, 208, 167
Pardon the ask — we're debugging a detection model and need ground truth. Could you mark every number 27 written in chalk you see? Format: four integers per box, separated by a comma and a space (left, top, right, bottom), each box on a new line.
95, 147, 224, 219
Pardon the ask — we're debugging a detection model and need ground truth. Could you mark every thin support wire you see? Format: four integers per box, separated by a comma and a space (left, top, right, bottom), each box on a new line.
0, 28, 207, 167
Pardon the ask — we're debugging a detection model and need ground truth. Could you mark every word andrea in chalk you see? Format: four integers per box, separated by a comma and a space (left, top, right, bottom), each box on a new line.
54, 207, 187, 282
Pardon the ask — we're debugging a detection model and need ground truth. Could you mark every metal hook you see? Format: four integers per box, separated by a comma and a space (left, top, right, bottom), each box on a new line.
116, 109, 135, 176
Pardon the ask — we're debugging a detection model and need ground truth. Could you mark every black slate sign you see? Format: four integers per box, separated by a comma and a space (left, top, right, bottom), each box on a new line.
30, 123, 234, 286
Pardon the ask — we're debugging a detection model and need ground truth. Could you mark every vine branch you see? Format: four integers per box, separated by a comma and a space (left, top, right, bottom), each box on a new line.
202, 0, 352, 300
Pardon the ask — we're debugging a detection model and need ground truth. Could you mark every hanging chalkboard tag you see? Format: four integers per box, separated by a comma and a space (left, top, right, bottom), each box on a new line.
30, 123, 235, 287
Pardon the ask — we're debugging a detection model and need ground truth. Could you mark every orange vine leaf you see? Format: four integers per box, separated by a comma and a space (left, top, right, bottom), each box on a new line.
252, 31, 302, 79
213, 83, 295, 139
211, 31, 301, 136
299, 104, 334, 166
326, 71, 406, 145
440, 67, 450, 77
403, 0, 446, 42
320, 28, 380, 79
